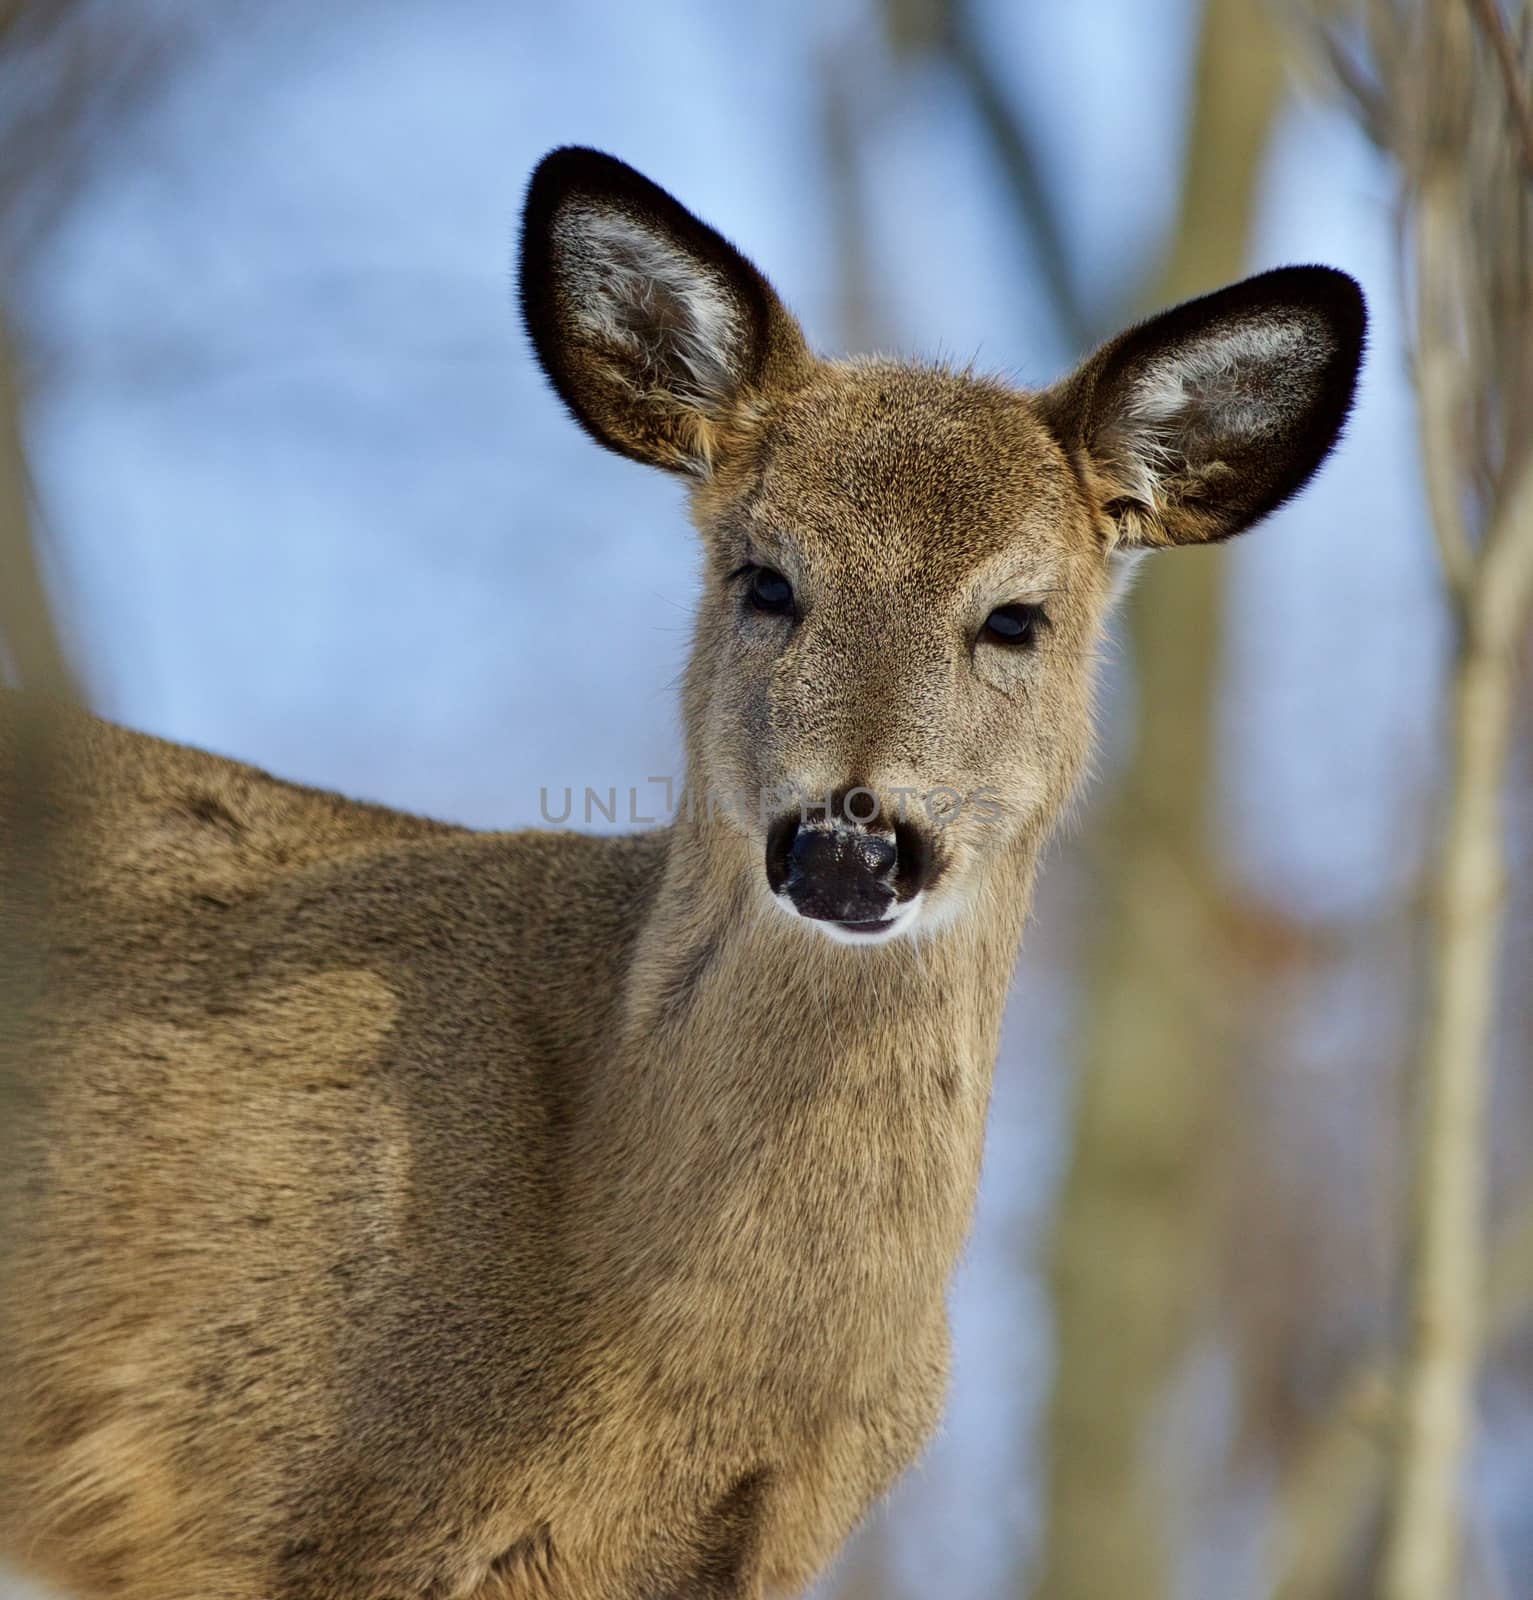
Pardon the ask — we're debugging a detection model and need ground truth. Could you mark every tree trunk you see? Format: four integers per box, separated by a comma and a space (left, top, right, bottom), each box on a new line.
1034, 1, 1285, 1593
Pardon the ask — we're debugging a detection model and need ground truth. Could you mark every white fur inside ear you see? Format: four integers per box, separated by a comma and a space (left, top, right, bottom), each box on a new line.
554, 202, 746, 412
1131, 317, 1317, 432
1107, 313, 1329, 511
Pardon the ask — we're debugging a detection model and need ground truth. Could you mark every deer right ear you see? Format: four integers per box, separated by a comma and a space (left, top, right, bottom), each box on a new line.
1040, 266, 1366, 549
518, 147, 809, 476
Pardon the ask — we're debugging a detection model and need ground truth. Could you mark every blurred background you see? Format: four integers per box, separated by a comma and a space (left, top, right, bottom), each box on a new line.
1, 1, 1530, 1596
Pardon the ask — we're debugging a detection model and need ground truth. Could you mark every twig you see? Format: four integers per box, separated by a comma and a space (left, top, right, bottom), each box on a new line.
1383, 338, 1533, 1600
1383, 448, 1527, 1600
940, 3, 1096, 349
1465, 0, 1533, 178
1412, 179, 1478, 606
1385, 661, 1510, 1593
1316, 24, 1392, 148
1291, 7, 1532, 1590
1271, 1189, 1533, 1600
1375, 3, 1533, 1591
1475, 448, 1533, 649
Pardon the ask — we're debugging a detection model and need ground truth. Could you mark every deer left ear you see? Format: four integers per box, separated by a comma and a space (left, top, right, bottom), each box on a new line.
1040, 266, 1366, 548
518, 147, 810, 477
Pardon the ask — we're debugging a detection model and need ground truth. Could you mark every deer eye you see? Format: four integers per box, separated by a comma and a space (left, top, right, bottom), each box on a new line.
746, 566, 795, 617
982, 604, 1046, 647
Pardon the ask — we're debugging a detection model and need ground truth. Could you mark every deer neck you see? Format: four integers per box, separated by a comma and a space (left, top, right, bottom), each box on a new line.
569, 797, 1038, 1350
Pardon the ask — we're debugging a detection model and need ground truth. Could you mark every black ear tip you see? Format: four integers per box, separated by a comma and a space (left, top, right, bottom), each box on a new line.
1303, 269, 1368, 424
522, 147, 632, 252
1260, 263, 1369, 354
521, 145, 689, 241
1305, 264, 1366, 335
1211, 262, 1367, 335
524, 145, 642, 207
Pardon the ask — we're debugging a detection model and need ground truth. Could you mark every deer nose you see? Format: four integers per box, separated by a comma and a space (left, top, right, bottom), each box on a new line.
764, 812, 933, 931
793, 824, 896, 883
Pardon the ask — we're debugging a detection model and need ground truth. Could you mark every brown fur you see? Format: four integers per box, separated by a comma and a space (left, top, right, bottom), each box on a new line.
0, 149, 1363, 1598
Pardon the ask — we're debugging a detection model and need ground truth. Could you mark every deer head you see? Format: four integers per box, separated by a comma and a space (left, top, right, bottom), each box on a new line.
519, 147, 1365, 945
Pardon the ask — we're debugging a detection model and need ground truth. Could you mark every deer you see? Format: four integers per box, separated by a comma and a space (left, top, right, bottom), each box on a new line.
0, 146, 1365, 1600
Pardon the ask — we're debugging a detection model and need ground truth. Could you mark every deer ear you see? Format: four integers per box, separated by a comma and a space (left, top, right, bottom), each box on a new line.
1040, 266, 1366, 548
518, 147, 809, 476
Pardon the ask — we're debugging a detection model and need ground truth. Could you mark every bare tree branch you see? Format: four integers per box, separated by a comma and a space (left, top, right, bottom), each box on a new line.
1034, 1, 1286, 1593
1299, 1, 1533, 1592
1271, 1188, 1533, 1599
1477, 450, 1533, 648
878, 0, 1097, 348
1388, 635, 1512, 1600
1414, 173, 1479, 605
1315, 23, 1392, 144
940, 5, 1095, 350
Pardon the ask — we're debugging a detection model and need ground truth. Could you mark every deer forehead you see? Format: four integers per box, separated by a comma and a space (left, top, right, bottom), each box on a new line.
705, 361, 1097, 594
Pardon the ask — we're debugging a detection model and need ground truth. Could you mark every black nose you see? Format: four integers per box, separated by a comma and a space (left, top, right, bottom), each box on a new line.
793, 823, 895, 883
765, 811, 933, 929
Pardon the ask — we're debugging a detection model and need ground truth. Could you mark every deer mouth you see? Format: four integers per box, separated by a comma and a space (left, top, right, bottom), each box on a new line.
792, 894, 926, 947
